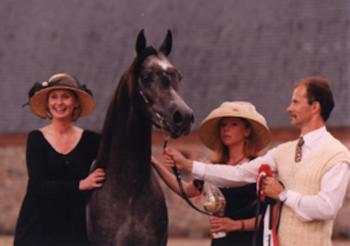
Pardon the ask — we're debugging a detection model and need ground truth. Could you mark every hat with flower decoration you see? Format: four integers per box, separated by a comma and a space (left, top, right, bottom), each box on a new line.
27, 73, 95, 118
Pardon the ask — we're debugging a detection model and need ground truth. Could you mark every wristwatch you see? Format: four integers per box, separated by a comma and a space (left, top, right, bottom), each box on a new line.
278, 190, 288, 202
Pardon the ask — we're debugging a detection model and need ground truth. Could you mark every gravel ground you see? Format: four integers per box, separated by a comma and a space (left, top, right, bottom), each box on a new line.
0, 237, 206, 245
1, 236, 349, 246
0, 236, 211, 246
171, 238, 350, 246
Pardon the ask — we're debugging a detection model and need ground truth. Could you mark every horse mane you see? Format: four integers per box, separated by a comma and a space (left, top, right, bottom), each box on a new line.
95, 48, 157, 169
95, 62, 137, 168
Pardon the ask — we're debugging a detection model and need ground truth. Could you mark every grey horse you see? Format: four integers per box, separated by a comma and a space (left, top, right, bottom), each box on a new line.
87, 30, 194, 246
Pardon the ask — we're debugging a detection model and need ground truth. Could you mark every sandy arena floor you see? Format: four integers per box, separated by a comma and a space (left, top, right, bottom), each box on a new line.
1, 236, 349, 246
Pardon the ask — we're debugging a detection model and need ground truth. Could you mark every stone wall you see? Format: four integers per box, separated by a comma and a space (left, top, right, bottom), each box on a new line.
0, 145, 26, 234
1, 129, 350, 239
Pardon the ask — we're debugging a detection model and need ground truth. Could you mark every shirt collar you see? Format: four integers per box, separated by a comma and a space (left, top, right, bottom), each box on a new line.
300, 126, 328, 147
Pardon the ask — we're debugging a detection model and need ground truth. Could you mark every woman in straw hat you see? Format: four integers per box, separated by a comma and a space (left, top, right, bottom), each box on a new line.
14, 73, 105, 246
153, 101, 270, 246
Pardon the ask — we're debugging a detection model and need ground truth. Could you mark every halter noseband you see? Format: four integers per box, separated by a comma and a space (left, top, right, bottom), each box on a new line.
139, 89, 166, 130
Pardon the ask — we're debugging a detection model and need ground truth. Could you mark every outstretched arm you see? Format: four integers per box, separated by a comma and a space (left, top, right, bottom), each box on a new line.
163, 148, 193, 173
164, 147, 279, 187
151, 156, 200, 198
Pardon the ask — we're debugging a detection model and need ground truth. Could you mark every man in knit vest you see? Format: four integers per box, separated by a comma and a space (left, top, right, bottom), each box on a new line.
164, 76, 350, 246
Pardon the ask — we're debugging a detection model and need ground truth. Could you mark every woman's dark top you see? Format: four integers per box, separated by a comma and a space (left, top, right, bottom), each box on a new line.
211, 184, 257, 246
193, 178, 257, 246
14, 130, 100, 246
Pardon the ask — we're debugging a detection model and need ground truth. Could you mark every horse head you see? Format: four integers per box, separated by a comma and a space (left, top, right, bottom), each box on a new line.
133, 30, 194, 138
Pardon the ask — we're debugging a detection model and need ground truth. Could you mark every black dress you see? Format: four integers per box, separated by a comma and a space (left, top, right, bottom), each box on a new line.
14, 130, 100, 246
211, 184, 257, 246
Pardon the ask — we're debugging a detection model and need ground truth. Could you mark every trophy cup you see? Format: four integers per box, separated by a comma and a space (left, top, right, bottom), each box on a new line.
201, 182, 227, 238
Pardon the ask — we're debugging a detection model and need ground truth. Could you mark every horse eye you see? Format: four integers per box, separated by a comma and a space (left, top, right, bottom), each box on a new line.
162, 76, 171, 87
141, 72, 153, 85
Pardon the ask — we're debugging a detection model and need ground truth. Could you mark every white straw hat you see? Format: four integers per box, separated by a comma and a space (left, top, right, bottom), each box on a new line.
199, 101, 270, 153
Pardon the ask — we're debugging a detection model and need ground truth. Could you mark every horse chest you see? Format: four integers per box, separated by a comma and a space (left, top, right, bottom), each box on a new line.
88, 175, 168, 246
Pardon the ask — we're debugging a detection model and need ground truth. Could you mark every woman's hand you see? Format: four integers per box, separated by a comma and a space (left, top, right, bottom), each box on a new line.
209, 216, 242, 233
163, 147, 193, 173
151, 155, 162, 168
79, 168, 106, 191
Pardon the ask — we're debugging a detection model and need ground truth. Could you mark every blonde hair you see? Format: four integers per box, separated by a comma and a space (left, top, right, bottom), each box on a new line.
211, 117, 256, 164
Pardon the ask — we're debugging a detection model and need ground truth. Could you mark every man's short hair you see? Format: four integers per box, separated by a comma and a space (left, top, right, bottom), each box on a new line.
296, 76, 334, 122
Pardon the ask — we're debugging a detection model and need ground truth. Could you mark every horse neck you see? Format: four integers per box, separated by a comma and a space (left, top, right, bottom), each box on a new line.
97, 75, 153, 184
110, 112, 152, 178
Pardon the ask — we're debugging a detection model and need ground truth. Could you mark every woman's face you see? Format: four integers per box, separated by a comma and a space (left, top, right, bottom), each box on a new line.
219, 117, 251, 147
47, 89, 78, 121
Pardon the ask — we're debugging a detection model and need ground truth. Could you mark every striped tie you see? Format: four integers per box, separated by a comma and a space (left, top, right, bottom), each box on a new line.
295, 136, 304, 162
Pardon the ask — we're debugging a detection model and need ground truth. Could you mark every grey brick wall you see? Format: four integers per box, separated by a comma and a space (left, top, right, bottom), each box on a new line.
1, 0, 350, 132
2, 135, 350, 238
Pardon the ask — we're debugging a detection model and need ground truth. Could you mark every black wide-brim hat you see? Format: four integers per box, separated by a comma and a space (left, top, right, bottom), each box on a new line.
28, 73, 95, 118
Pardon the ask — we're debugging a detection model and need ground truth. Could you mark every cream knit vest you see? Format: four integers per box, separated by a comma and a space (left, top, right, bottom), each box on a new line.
274, 136, 350, 246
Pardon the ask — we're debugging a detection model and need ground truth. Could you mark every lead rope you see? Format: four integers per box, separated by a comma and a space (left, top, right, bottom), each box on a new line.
162, 134, 218, 216
252, 177, 281, 246
162, 133, 263, 219
140, 89, 255, 217
138, 89, 203, 213
139, 88, 204, 213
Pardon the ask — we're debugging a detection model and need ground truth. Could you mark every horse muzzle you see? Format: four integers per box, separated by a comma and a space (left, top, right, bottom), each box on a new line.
162, 105, 194, 138
171, 109, 194, 137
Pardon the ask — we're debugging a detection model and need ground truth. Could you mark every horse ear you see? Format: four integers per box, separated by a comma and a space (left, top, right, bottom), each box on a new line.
159, 30, 172, 56
136, 29, 146, 56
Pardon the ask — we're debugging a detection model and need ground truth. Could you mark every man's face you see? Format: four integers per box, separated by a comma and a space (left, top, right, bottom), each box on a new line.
287, 84, 314, 128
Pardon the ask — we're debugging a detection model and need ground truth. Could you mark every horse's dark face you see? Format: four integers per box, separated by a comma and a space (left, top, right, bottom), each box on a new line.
135, 30, 194, 138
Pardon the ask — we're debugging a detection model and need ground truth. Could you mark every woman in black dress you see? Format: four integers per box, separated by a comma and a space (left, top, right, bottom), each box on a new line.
14, 73, 105, 246
153, 101, 270, 246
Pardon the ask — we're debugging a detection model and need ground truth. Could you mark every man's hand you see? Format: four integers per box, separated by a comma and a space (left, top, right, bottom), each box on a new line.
163, 147, 193, 173
262, 177, 284, 200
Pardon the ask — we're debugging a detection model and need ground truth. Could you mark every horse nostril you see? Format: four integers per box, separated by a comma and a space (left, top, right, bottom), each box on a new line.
173, 111, 194, 127
173, 111, 183, 125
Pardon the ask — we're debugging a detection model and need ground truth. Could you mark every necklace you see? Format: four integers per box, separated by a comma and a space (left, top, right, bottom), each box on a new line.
228, 155, 246, 165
